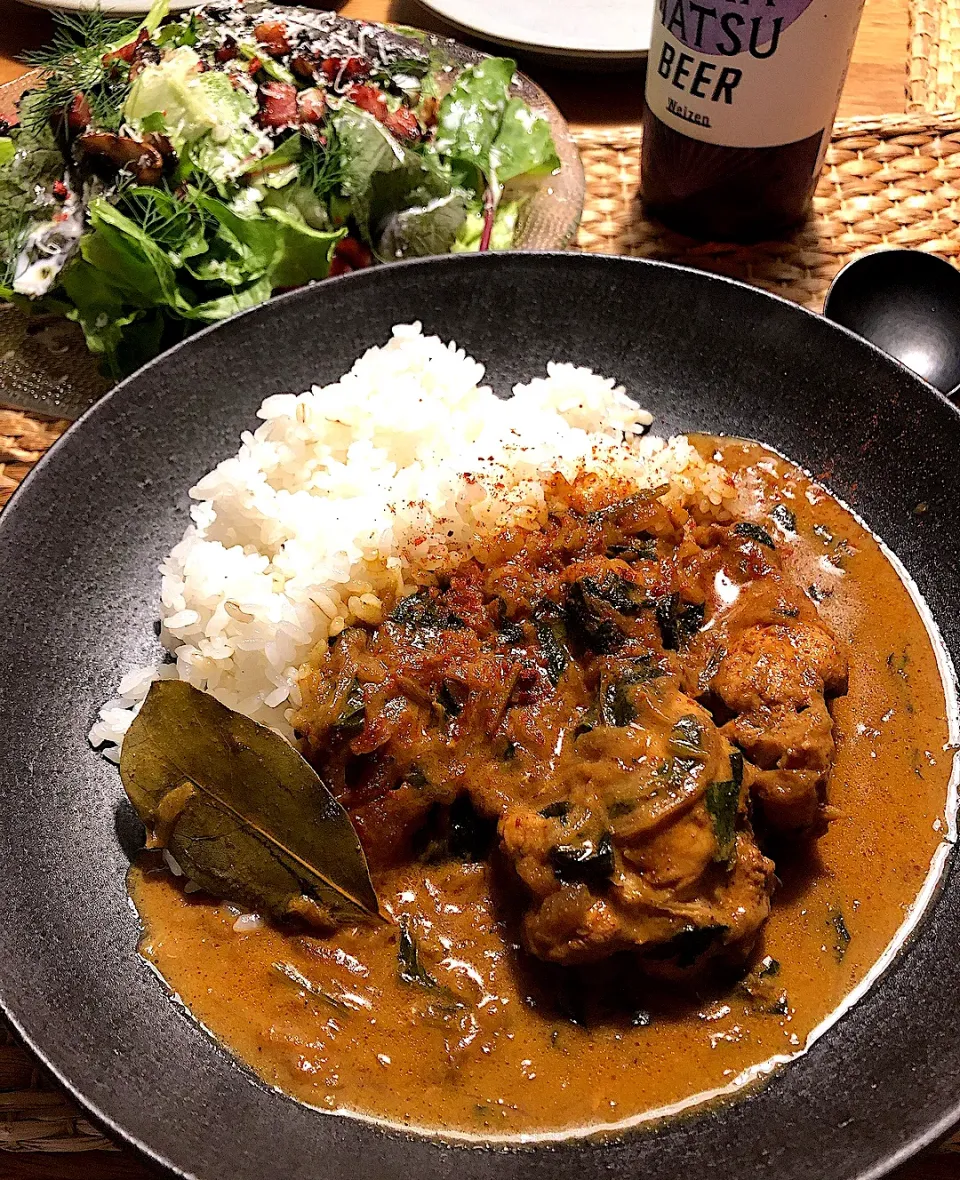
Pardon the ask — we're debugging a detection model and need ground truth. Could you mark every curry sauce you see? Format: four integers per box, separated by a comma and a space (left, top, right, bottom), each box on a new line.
130, 439, 956, 1138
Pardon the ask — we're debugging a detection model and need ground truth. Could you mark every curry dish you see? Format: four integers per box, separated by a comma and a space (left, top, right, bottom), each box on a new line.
131, 438, 955, 1137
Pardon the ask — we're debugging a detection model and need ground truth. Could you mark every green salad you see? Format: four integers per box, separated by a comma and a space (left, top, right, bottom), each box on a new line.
0, 1, 560, 375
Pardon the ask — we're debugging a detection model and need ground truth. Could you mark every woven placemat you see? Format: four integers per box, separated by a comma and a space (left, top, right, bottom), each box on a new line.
7, 111, 960, 1158
910, 0, 960, 110
574, 112, 960, 311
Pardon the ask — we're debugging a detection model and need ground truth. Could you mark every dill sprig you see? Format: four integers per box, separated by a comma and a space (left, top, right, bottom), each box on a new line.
299, 130, 344, 201
117, 181, 215, 253
21, 10, 141, 134
120, 188, 194, 248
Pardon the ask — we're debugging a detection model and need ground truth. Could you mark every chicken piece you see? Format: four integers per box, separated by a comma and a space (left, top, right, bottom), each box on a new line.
749, 767, 823, 832
712, 622, 847, 714
712, 621, 847, 832
725, 696, 835, 772
500, 680, 775, 967
516, 806, 775, 970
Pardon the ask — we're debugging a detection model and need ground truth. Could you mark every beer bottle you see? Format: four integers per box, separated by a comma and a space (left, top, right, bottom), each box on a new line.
641, 0, 866, 241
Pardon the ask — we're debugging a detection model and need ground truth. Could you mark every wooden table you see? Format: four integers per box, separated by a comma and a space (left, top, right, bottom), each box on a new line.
0, 0, 950, 1177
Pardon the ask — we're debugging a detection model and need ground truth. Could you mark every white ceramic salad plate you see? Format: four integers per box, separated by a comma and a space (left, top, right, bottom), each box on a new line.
414, 0, 652, 62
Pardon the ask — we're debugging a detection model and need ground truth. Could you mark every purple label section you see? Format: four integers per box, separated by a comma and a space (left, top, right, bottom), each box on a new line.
657, 0, 815, 57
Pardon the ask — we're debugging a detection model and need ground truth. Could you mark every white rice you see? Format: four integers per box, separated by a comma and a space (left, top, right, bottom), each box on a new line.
89, 322, 733, 757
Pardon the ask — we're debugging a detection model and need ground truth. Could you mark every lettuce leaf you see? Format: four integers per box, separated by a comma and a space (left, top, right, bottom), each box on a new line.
60, 258, 144, 358
335, 105, 409, 198
262, 206, 344, 287
80, 199, 186, 309
452, 199, 521, 252
0, 104, 68, 289
490, 99, 560, 183
182, 276, 274, 322
242, 134, 302, 189
60, 185, 343, 371
126, 48, 267, 189
378, 190, 471, 260
334, 104, 454, 244
434, 58, 515, 184
432, 58, 556, 252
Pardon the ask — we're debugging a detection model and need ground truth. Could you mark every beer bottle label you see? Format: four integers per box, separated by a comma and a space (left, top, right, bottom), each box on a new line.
645, 0, 866, 148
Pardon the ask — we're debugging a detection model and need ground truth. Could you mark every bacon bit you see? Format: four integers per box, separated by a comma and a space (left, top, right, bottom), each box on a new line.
253, 20, 291, 56
322, 55, 370, 83
102, 27, 148, 68
215, 38, 239, 63
247, 55, 264, 75
51, 179, 68, 200
382, 106, 420, 141
334, 237, 373, 270
348, 84, 420, 140
257, 81, 298, 128
328, 256, 354, 278
297, 87, 327, 125
420, 95, 440, 128
290, 52, 317, 79
348, 83, 387, 119
66, 91, 91, 134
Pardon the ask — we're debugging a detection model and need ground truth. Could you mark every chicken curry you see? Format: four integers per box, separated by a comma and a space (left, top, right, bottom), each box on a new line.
130, 438, 956, 1138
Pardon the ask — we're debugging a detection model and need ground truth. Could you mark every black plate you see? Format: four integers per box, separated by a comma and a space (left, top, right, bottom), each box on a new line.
1, 253, 959, 1180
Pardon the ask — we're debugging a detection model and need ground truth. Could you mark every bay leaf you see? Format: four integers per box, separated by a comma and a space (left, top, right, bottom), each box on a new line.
120, 680, 380, 926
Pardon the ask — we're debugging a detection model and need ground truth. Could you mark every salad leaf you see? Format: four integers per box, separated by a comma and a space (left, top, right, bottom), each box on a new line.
198, 193, 343, 289
21, 0, 170, 134
155, 11, 204, 49
378, 190, 470, 260
189, 125, 266, 191
262, 206, 344, 288
194, 192, 279, 282
66, 187, 340, 363
490, 98, 560, 183
335, 104, 409, 198
432, 59, 556, 253
242, 134, 302, 190
334, 105, 454, 244
126, 46, 267, 188
452, 199, 520, 253
262, 181, 332, 232
184, 276, 274, 322
119, 186, 208, 264
80, 198, 184, 309
60, 258, 146, 360
0, 104, 67, 290
434, 57, 516, 184
141, 0, 170, 35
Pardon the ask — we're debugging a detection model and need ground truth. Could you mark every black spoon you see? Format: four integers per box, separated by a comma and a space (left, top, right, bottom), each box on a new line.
823, 248, 960, 397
